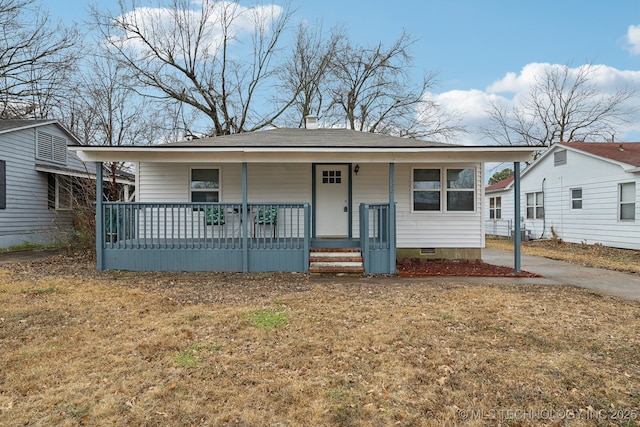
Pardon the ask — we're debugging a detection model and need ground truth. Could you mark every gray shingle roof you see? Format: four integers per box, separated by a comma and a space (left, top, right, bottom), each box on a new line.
162, 128, 456, 148
0, 119, 55, 134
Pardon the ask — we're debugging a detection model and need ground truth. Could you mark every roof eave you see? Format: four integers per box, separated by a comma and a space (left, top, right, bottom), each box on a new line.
0, 119, 58, 135
70, 145, 537, 164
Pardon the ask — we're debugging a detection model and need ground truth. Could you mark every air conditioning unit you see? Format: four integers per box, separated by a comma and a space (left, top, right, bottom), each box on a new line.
510, 229, 530, 241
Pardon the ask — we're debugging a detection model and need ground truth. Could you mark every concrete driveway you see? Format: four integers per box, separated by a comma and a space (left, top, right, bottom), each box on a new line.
482, 247, 640, 302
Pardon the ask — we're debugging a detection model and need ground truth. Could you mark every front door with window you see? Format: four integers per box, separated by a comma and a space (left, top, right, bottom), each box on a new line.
315, 165, 349, 237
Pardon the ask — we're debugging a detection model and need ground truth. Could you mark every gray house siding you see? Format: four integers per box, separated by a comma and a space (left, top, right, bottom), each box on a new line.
0, 122, 90, 248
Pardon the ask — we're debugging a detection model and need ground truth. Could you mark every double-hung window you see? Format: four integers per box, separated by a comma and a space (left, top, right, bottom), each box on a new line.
619, 182, 636, 221
412, 169, 441, 211
412, 168, 475, 212
526, 192, 544, 219
191, 169, 220, 202
446, 168, 475, 211
47, 174, 72, 210
489, 196, 501, 219
571, 188, 582, 210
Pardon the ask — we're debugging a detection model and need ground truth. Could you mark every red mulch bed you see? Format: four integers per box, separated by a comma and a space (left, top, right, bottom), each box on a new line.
396, 259, 540, 277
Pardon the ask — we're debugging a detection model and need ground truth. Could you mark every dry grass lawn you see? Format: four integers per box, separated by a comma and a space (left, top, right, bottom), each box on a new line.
487, 237, 640, 275
1, 252, 639, 426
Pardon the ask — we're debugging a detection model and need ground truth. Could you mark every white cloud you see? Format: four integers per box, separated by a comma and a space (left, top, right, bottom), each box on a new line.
112, 1, 283, 58
625, 24, 640, 55
429, 63, 640, 146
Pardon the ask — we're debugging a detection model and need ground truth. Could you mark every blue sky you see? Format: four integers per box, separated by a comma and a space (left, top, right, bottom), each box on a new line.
47, 0, 640, 90
45, 0, 640, 148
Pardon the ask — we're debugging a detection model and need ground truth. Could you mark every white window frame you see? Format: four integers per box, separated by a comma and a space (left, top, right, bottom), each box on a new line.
412, 167, 476, 213
619, 182, 636, 221
489, 196, 501, 219
526, 191, 544, 219
446, 168, 475, 212
190, 168, 221, 203
571, 188, 582, 210
412, 168, 442, 212
48, 174, 72, 210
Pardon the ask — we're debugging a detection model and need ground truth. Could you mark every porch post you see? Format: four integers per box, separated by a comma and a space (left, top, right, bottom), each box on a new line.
95, 162, 104, 271
389, 162, 396, 274
513, 161, 521, 273
242, 162, 248, 272
303, 203, 310, 273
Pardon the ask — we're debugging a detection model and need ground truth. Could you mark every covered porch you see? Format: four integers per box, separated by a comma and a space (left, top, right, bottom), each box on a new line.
95, 163, 396, 274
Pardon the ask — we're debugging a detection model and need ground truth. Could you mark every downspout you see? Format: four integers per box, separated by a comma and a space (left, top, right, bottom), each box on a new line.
540, 178, 546, 239
513, 162, 521, 273
95, 162, 104, 271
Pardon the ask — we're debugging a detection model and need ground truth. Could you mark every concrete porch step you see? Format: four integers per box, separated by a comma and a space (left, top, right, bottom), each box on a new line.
309, 248, 364, 274
309, 253, 363, 263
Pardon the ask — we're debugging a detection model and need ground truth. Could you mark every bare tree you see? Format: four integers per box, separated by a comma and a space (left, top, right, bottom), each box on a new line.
323, 31, 462, 140
92, 0, 300, 136
482, 63, 639, 147
278, 22, 343, 128
0, 0, 80, 118
70, 54, 162, 200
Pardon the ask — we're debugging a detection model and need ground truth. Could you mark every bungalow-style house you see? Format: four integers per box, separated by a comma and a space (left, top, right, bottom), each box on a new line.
71, 118, 536, 274
485, 141, 640, 250
0, 120, 96, 248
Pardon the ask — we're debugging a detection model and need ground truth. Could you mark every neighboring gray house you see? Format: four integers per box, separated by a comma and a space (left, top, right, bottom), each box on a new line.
0, 120, 94, 248
71, 118, 535, 274
485, 141, 640, 250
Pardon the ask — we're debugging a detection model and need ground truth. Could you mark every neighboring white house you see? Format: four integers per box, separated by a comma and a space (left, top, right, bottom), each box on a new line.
71, 120, 535, 273
485, 141, 640, 250
484, 175, 516, 239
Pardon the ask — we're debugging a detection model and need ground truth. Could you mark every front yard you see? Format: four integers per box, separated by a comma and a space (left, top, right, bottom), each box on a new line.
1, 252, 639, 426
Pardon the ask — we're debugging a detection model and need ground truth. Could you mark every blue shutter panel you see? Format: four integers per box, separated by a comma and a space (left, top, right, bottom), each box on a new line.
0, 160, 5, 209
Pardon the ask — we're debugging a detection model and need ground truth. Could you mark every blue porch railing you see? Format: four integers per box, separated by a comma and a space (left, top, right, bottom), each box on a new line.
359, 203, 396, 274
99, 202, 310, 272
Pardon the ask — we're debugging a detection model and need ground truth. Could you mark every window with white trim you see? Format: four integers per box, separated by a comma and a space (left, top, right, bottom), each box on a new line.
190, 169, 219, 202
446, 168, 475, 211
489, 196, 501, 219
619, 182, 635, 221
47, 174, 72, 210
571, 188, 582, 210
412, 168, 475, 212
526, 191, 544, 219
413, 169, 441, 211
